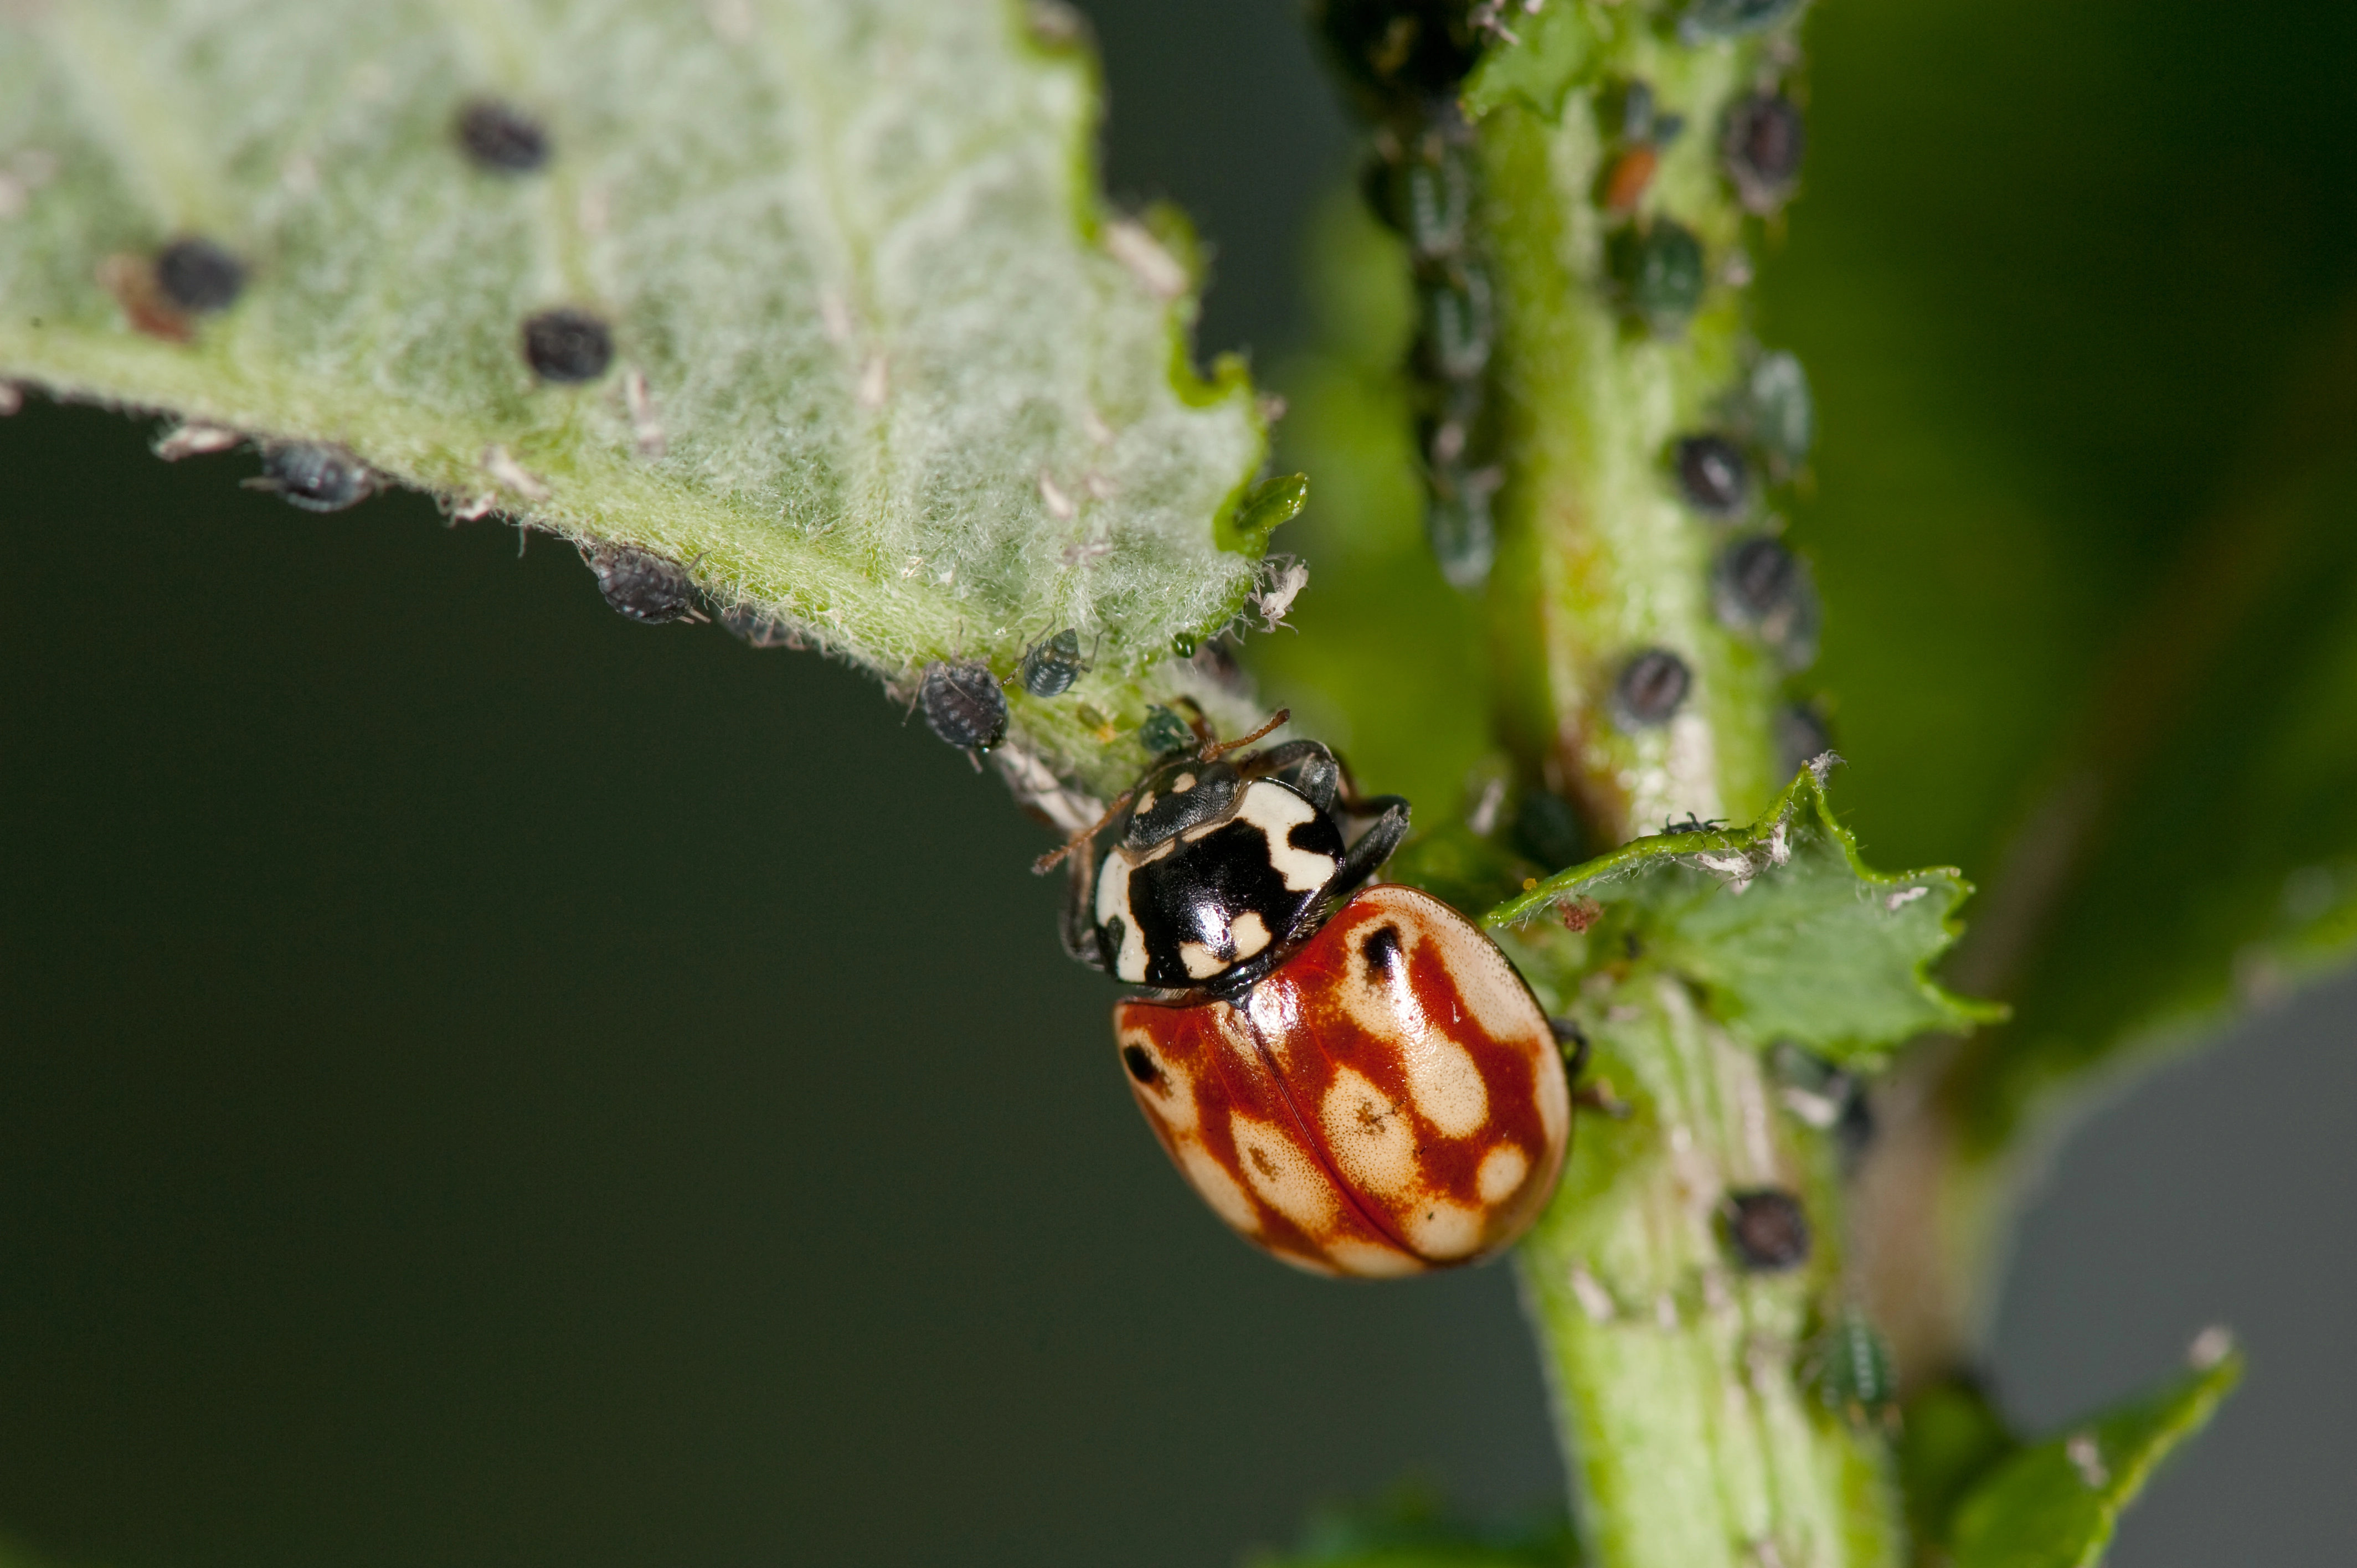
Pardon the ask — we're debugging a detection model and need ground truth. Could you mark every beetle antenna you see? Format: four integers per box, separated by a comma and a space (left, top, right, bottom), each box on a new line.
1201, 708, 1290, 762
1033, 790, 1134, 874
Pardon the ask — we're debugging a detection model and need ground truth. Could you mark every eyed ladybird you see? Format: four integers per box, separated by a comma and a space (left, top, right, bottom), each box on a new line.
1050, 717, 1572, 1275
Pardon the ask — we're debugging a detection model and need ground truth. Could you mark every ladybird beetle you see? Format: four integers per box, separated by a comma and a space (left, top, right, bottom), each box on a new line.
1049, 713, 1571, 1275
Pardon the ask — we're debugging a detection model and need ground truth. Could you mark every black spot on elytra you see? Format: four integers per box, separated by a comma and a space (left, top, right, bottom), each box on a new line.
1724, 1188, 1812, 1272
155, 238, 245, 312
1121, 1044, 1161, 1086
1249, 1146, 1277, 1179
457, 99, 551, 173
521, 307, 614, 383
1362, 923, 1403, 983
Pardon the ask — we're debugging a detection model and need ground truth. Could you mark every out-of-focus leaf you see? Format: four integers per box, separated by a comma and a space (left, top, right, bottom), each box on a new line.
1249, 1485, 1578, 1568
1898, 1377, 2020, 1554
1757, 0, 2357, 1135
0, 0, 1275, 794
1254, 192, 1491, 811
1491, 765, 2000, 1067
1947, 1338, 2242, 1568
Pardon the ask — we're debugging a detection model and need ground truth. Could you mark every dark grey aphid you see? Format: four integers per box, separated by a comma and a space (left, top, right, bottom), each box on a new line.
1712, 536, 1820, 668
1020, 630, 1087, 698
1673, 434, 1749, 518
721, 607, 799, 648
1722, 1188, 1811, 1272
253, 441, 375, 513
1774, 702, 1833, 778
1613, 648, 1691, 728
155, 238, 245, 313
1722, 92, 1804, 212
1681, 0, 1804, 40
1741, 351, 1814, 467
1610, 220, 1705, 332
1417, 263, 1494, 383
1425, 471, 1497, 593
588, 545, 695, 623
457, 99, 552, 173
1514, 787, 1586, 871
920, 661, 1008, 750
522, 307, 614, 383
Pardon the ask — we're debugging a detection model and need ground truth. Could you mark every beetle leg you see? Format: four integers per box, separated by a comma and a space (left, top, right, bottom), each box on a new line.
1327, 796, 1411, 896
1239, 738, 1340, 812
1058, 835, 1107, 971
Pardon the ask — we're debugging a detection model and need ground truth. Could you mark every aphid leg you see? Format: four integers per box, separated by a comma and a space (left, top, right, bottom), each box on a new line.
1551, 1015, 1631, 1116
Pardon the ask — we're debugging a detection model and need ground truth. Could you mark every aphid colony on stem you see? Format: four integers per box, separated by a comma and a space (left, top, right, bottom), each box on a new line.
1039, 708, 1573, 1276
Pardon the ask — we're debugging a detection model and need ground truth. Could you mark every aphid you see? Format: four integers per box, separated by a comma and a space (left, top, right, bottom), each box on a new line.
1802, 1308, 1899, 1426
1418, 263, 1494, 383
521, 307, 614, 383
154, 237, 245, 313
1681, 0, 1804, 41
1019, 629, 1088, 698
1609, 220, 1705, 333
1599, 144, 1660, 215
1769, 1040, 1872, 1165
1514, 788, 1586, 871
720, 606, 799, 648
586, 544, 695, 623
1314, 0, 1483, 104
1375, 132, 1475, 261
1741, 351, 1814, 468
1137, 705, 1196, 756
1613, 648, 1691, 729
1712, 537, 1820, 668
249, 441, 375, 513
1054, 714, 1570, 1275
1673, 434, 1749, 518
1663, 812, 1726, 835
919, 660, 1009, 751
456, 99, 552, 173
1722, 92, 1804, 213
1722, 1188, 1811, 1271
1776, 702, 1834, 778
1425, 470, 1498, 592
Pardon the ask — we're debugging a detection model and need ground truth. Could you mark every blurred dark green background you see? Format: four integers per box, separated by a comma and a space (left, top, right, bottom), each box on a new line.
2, 2, 2353, 1566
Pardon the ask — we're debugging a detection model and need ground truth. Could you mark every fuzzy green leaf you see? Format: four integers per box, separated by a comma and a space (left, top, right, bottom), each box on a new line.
1489, 764, 2000, 1066
0, 0, 1277, 796
1948, 1338, 2243, 1568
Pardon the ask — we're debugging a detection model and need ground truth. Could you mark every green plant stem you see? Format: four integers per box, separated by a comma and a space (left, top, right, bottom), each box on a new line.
1459, 26, 1897, 1567
1507, 964, 1900, 1568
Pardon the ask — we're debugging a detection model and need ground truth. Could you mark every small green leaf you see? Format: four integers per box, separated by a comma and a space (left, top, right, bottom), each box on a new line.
1459, 3, 1601, 121
1489, 764, 2001, 1066
1949, 1335, 2243, 1568
1250, 1486, 1579, 1568
1899, 1376, 2021, 1553
0, 0, 1272, 795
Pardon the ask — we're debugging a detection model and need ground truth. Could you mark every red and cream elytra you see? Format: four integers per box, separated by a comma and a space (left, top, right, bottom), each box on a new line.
1049, 716, 1571, 1276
